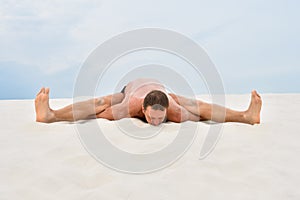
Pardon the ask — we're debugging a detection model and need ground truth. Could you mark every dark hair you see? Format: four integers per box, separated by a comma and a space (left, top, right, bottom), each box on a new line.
143, 90, 169, 111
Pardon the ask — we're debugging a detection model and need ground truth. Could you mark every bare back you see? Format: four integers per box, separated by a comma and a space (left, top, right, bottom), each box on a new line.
123, 78, 166, 98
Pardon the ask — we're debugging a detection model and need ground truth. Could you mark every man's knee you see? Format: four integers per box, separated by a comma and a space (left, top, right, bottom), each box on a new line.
94, 97, 105, 106
111, 93, 125, 105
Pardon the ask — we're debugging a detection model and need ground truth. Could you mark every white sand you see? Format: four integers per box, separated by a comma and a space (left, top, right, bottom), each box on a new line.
1, 94, 300, 200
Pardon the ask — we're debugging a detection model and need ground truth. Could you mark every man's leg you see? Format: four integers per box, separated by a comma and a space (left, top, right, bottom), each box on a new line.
169, 90, 262, 125
35, 87, 124, 123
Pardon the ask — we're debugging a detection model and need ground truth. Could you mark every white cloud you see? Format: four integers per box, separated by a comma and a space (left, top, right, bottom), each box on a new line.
0, 0, 257, 74
0, 0, 299, 95
0, 0, 102, 73
198, 0, 300, 77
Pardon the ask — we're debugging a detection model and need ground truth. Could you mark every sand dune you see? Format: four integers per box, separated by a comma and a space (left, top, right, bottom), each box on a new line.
1, 94, 300, 200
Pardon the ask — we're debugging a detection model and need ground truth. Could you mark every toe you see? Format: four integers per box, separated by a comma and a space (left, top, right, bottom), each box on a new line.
45, 88, 50, 95
252, 90, 261, 98
37, 87, 45, 96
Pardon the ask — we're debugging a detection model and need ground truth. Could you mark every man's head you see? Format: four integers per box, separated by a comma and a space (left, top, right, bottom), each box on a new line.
142, 90, 169, 126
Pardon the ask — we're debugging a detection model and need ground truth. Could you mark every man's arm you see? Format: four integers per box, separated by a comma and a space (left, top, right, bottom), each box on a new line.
96, 103, 130, 120
167, 97, 200, 123
96, 98, 143, 120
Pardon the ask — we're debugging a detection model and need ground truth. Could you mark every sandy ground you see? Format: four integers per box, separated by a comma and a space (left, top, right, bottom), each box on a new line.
0, 94, 300, 200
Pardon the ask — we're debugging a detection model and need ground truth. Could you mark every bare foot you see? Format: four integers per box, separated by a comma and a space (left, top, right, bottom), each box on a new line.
244, 90, 262, 125
35, 87, 56, 123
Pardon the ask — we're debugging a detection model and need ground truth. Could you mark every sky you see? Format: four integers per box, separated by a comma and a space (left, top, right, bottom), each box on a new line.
0, 0, 299, 99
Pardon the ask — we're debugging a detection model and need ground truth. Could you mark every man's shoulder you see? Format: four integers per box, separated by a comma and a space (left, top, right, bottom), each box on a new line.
128, 96, 143, 104
128, 97, 144, 117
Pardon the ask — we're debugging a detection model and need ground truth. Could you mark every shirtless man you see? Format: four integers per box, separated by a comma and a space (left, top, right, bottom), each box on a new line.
35, 78, 262, 126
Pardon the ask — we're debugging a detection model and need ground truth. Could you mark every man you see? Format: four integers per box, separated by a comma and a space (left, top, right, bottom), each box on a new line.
35, 78, 262, 125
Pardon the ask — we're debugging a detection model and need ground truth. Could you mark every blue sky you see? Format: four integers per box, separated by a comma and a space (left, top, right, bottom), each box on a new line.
0, 0, 299, 99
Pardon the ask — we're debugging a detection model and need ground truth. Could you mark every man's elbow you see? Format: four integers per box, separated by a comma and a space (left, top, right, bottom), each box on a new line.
168, 114, 188, 123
